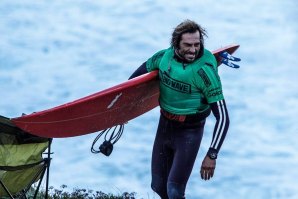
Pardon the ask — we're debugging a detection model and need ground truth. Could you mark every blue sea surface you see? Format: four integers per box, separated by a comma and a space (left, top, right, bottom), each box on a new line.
0, 0, 297, 198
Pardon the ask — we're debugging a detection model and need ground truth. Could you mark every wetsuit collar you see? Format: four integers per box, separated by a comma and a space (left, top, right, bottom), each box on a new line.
174, 49, 187, 63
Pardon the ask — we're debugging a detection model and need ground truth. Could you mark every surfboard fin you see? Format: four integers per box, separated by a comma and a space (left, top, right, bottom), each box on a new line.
220, 51, 241, 68
220, 51, 241, 62
221, 58, 240, 68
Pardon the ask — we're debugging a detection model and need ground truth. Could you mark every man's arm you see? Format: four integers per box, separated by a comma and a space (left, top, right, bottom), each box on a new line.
129, 62, 148, 79
200, 99, 229, 180
208, 99, 230, 157
129, 49, 167, 80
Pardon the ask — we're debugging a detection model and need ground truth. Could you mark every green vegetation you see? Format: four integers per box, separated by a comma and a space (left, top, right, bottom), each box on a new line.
29, 185, 137, 199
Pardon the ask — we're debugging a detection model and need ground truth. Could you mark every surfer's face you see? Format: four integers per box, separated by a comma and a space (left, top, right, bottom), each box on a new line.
178, 31, 201, 62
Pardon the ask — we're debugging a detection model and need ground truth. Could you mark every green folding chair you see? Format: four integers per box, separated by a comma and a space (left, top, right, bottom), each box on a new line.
0, 116, 52, 199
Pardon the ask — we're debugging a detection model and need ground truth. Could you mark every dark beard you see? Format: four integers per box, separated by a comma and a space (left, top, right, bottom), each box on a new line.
174, 49, 198, 63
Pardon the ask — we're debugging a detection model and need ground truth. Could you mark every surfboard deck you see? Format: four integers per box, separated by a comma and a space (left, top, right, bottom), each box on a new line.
11, 44, 240, 138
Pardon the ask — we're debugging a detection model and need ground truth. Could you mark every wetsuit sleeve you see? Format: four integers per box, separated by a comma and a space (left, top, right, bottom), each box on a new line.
208, 99, 230, 157
129, 62, 148, 79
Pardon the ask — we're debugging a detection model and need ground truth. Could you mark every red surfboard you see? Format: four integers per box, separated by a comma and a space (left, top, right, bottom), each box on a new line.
11, 44, 240, 138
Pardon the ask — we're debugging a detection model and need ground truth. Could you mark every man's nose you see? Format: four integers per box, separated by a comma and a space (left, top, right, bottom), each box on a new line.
189, 46, 196, 53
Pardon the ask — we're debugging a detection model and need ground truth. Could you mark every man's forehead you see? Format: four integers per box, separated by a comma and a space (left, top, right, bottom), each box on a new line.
181, 31, 200, 42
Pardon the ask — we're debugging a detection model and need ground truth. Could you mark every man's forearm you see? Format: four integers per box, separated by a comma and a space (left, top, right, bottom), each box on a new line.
129, 62, 148, 79
208, 99, 230, 158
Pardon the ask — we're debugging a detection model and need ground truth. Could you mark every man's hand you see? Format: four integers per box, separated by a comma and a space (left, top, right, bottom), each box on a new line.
200, 155, 216, 180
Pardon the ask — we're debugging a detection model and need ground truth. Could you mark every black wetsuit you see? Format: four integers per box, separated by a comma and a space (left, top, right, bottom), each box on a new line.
130, 48, 229, 199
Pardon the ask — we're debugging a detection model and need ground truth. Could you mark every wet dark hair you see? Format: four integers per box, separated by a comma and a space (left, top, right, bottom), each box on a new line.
171, 19, 207, 57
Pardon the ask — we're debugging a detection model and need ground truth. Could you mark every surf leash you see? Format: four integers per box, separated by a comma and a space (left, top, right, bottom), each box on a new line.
220, 51, 241, 68
91, 124, 124, 156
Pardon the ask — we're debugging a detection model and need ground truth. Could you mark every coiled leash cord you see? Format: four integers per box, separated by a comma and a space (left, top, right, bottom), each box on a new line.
91, 124, 124, 156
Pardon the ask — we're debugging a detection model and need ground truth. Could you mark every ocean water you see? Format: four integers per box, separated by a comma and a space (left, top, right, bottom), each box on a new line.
0, 0, 297, 198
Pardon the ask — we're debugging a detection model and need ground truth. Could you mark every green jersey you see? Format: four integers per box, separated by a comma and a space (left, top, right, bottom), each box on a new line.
146, 47, 224, 115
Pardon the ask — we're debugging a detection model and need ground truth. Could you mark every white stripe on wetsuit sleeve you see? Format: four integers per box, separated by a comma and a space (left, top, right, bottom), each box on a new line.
210, 100, 227, 150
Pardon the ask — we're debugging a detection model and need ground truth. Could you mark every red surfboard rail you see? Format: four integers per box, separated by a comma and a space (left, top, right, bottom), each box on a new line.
11, 44, 240, 138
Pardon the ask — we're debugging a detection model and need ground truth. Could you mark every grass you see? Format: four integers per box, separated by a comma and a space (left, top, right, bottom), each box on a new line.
28, 184, 137, 199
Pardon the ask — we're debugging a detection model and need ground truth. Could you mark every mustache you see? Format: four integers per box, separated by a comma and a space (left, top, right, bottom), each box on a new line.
185, 51, 198, 55
174, 49, 199, 62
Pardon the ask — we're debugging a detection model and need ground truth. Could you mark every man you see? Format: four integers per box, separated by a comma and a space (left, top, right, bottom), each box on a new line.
129, 20, 230, 199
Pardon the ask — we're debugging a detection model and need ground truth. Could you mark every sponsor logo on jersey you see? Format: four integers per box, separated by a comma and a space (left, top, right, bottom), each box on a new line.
205, 62, 214, 67
207, 87, 222, 97
198, 68, 211, 87
160, 72, 191, 93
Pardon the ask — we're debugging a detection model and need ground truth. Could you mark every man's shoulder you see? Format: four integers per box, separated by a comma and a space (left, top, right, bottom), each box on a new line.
154, 47, 172, 55
150, 48, 173, 62
151, 48, 170, 59
200, 48, 217, 67
146, 48, 172, 71
203, 48, 215, 58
